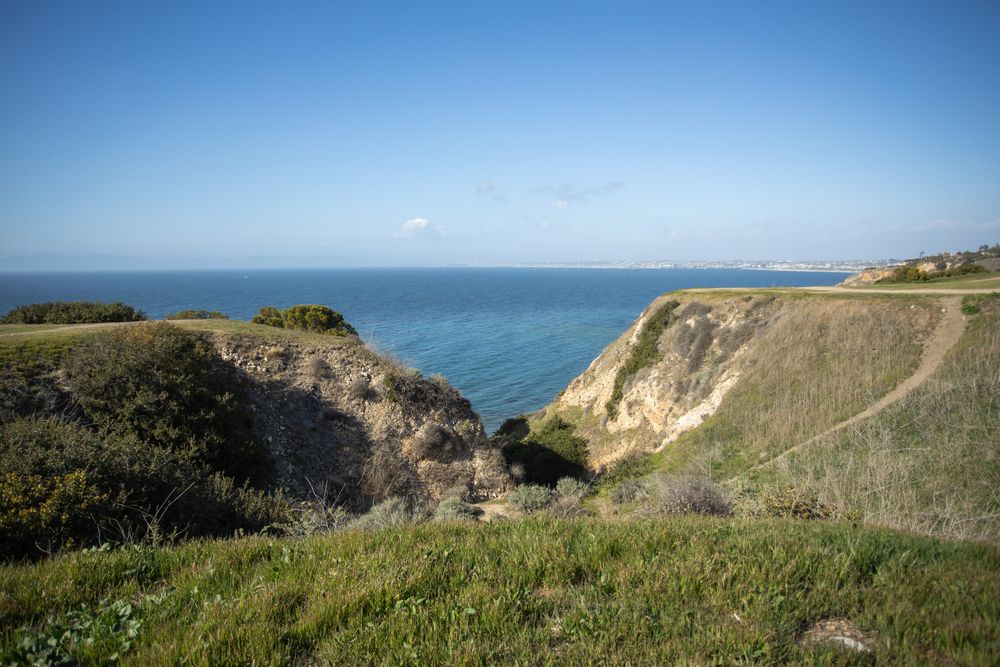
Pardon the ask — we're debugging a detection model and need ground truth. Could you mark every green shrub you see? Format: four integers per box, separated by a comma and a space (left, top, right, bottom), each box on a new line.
251, 304, 357, 336
606, 300, 680, 419
555, 476, 590, 500
432, 496, 481, 522
759, 486, 831, 520
500, 416, 588, 485
507, 484, 555, 513
0, 470, 106, 555
0, 301, 145, 324
877, 262, 986, 284
62, 322, 269, 483
961, 295, 981, 315
164, 309, 229, 320
352, 497, 423, 529
600, 453, 654, 489
0, 418, 289, 558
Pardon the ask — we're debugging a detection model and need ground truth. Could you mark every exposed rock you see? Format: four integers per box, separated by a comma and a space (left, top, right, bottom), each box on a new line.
838, 266, 899, 285
549, 293, 782, 469
801, 619, 877, 653
213, 332, 511, 507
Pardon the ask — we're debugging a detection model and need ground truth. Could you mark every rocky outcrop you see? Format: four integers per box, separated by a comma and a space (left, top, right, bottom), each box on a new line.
543, 293, 784, 469
212, 332, 511, 507
838, 266, 899, 285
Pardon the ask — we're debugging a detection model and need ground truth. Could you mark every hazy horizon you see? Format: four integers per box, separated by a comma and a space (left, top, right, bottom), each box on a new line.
2, 2, 999, 267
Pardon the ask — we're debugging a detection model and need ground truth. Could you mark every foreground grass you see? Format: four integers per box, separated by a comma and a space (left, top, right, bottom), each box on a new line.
2, 518, 998, 665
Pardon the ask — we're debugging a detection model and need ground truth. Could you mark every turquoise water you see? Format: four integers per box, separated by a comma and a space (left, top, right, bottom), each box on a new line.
0, 268, 846, 432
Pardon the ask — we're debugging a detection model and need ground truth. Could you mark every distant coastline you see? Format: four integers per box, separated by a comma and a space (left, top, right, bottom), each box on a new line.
452, 260, 889, 272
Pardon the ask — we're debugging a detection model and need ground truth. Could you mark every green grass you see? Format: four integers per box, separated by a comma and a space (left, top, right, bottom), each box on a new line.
853, 272, 1000, 290
604, 299, 680, 419
2, 518, 998, 665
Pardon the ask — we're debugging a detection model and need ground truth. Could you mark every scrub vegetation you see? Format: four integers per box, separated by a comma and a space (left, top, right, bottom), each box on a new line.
0, 301, 145, 325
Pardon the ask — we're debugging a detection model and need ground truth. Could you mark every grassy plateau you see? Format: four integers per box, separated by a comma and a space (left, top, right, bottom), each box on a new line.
2, 517, 998, 665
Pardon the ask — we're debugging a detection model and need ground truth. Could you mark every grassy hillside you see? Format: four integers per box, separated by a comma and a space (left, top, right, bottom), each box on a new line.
533, 287, 999, 543
2, 518, 998, 665
745, 294, 1000, 541
652, 295, 934, 479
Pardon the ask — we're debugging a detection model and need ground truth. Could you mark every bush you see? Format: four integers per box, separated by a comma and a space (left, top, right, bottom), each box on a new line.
352, 497, 423, 529
0, 418, 289, 558
508, 484, 555, 513
547, 496, 590, 518
0, 470, 105, 555
1, 301, 145, 324
610, 478, 650, 505
164, 309, 228, 320
639, 475, 731, 517
759, 486, 831, 520
500, 416, 588, 486
432, 496, 481, 522
606, 300, 680, 419
961, 295, 981, 315
62, 322, 269, 483
555, 476, 590, 500
877, 262, 986, 284
252, 305, 357, 336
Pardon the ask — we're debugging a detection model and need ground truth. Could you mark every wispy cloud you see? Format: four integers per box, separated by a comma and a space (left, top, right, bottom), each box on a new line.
476, 178, 507, 202
393, 217, 444, 239
532, 182, 624, 209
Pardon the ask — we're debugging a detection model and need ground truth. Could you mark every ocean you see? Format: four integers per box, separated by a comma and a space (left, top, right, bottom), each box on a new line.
0, 268, 847, 432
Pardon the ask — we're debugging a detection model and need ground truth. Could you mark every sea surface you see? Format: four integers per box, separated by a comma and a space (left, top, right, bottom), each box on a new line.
0, 268, 847, 432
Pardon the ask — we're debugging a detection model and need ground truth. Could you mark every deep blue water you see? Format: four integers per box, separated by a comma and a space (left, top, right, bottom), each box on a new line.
0, 268, 847, 432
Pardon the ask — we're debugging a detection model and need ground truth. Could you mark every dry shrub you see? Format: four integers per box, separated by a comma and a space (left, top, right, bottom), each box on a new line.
346, 377, 370, 400
547, 496, 590, 518
610, 478, 650, 504
361, 445, 415, 502
433, 495, 481, 522
508, 484, 554, 513
640, 474, 731, 517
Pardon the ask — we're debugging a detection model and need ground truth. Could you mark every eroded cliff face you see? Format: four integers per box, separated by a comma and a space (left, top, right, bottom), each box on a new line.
212, 333, 511, 506
541, 291, 937, 472
546, 293, 783, 468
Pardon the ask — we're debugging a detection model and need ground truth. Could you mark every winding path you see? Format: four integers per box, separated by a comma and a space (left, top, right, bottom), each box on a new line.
732, 296, 966, 478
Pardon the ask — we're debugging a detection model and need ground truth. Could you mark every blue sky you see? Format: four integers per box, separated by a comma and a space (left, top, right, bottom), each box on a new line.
1, 1, 999, 267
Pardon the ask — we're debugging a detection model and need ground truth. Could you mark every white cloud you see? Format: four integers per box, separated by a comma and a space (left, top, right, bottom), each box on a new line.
476, 179, 495, 194
393, 217, 443, 239
552, 199, 570, 210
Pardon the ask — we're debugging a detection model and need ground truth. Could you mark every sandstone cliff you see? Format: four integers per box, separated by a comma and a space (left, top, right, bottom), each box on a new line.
211, 330, 511, 506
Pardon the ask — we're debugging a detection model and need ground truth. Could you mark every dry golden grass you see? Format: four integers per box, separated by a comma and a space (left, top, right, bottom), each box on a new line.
753, 296, 1000, 541
657, 298, 936, 479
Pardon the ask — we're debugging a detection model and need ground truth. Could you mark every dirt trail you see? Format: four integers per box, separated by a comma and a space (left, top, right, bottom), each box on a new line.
802, 286, 997, 295
0, 320, 201, 337
736, 296, 966, 477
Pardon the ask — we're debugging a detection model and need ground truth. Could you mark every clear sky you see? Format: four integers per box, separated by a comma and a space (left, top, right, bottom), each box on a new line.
1, 1, 999, 267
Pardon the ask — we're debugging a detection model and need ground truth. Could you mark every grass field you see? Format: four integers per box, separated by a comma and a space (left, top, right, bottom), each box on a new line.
2, 517, 998, 665
850, 272, 1000, 290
